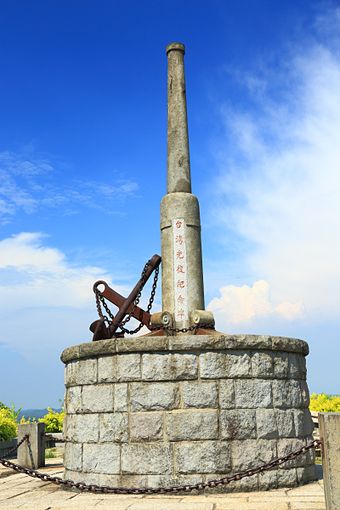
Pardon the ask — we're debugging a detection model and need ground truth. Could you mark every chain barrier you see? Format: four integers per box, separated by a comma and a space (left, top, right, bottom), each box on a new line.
95, 261, 159, 335
0, 437, 321, 495
0, 435, 29, 459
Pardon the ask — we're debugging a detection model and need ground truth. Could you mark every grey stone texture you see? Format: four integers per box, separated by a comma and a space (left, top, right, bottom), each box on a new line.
62, 333, 315, 492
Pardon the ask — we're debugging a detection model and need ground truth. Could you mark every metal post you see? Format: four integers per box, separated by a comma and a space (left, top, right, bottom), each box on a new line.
17, 422, 45, 469
318, 412, 340, 510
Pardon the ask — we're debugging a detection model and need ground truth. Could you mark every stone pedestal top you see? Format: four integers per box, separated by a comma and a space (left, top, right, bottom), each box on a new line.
61, 334, 309, 364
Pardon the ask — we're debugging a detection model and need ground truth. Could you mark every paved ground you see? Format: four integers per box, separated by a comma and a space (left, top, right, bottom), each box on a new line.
0, 459, 326, 510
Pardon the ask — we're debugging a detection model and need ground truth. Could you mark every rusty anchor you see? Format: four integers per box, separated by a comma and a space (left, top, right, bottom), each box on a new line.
90, 254, 161, 341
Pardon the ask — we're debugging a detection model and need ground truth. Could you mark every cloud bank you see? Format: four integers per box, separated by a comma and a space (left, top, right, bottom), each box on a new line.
209, 11, 340, 328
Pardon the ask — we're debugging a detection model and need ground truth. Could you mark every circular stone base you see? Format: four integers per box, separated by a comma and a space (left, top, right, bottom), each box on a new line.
61, 334, 316, 492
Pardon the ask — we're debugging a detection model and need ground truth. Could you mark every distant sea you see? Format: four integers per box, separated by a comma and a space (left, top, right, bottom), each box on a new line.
18, 408, 62, 420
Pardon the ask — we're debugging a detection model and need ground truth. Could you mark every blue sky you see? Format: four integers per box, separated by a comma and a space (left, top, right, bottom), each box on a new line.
1, 0, 339, 408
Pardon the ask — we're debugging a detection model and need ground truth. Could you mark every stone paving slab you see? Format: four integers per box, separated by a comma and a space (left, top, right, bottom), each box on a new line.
0, 459, 326, 509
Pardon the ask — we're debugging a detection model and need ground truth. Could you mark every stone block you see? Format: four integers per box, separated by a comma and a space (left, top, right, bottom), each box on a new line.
64, 413, 99, 442
65, 359, 97, 386
167, 410, 218, 440
98, 354, 141, 382
116, 354, 141, 381
251, 352, 273, 378
146, 473, 203, 488
258, 470, 278, 490
200, 352, 251, 379
220, 409, 256, 439
272, 380, 302, 408
300, 381, 310, 407
98, 357, 115, 382
114, 383, 128, 412
121, 443, 172, 474
219, 380, 235, 409
83, 443, 120, 474
130, 412, 163, 441
294, 409, 314, 436
296, 465, 317, 484
235, 380, 272, 408
63, 442, 82, 471
277, 468, 298, 487
256, 409, 278, 439
273, 353, 289, 379
142, 353, 198, 381
65, 386, 82, 414
181, 381, 218, 408
289, 353, 307, 379
130, 382, 180, 411
82, 384, 114, 413
176, 441, 231, 473
99, 413, 128, 442
231, 439, 276, 471
275, 409, 295, 437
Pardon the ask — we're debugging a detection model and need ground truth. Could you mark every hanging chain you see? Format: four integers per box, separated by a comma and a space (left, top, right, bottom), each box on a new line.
0, 437, 321, 494
1, 435, 29, 459
95, 260, 159, 335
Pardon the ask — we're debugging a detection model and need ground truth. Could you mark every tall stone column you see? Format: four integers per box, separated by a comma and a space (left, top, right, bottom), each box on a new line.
161, 42, 206, 330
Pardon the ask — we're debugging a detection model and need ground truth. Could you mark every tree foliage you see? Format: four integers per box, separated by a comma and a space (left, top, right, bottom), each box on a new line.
39, 407, 65, 433
310, 393, 340, 412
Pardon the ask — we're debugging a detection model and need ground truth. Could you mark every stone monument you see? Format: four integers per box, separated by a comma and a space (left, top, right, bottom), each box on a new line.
61, 42, 316, 491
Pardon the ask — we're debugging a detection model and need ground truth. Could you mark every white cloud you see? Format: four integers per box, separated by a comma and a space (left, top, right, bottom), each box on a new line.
208, 280, 304, 324
210, 13, 340, 326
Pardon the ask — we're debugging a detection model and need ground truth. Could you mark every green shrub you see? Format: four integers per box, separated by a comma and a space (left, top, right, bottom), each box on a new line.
0, 408, 18, 441
39, 407, 65, 433
310, 393, 340, 413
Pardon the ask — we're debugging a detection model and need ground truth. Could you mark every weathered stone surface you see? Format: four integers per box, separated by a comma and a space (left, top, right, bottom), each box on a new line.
116, 354, 141, 381
98, 354, 141, 382
121, 444, 172, 474
99, 413, 128, 442
130, 382, 180, 411
64, 413, 99, 442
65, 359, 97, 386
258, 470, 278, 490
300, 381, 310, 407
181, 381, 218, 408
146, 473, 204, 488
176, 441, 231, 473
294, 409, 314, 436
142, 353, 198, 381
83, 443, 120, 474
200, 352, 251, 379
65, 386, 82, 414
277, 468, 298, 487
82, 384, 114, 413
167, 410, 218, 440
251, 352, 273, 378
219, 380, 235, 409
63, 442, 82, 471
220, 410, 256, 439
235, 380, 272, 408
296, 465, 317, 483
256, 409, 278, 439
61, 334, 309, 363
130, 412, 163, 441
231, 439, 276, 470
275, 409, 295, 437
277, 438, 314, 468
114, 383, 128, 412
273, 353, 289, 379
272, 380, 302, 408
289, 353, 307, 379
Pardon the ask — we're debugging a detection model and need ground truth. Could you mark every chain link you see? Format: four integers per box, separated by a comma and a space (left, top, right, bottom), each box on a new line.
0, 437, 321, 495
95, 260, 159, 336
0, 435, 29, 459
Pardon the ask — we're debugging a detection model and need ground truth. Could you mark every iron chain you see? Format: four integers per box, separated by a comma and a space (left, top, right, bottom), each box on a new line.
0, 437, 321, 495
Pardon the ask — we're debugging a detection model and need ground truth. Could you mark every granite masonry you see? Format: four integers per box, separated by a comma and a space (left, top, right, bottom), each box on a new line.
61, 333, 316, 491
